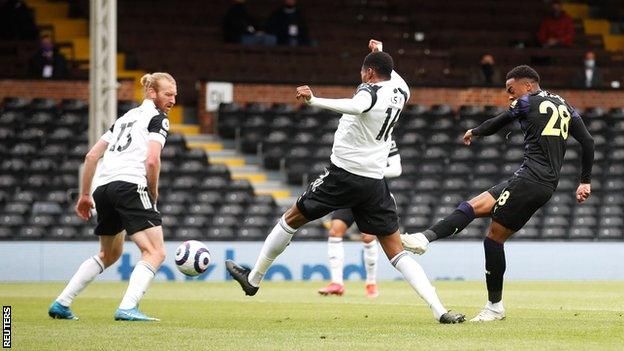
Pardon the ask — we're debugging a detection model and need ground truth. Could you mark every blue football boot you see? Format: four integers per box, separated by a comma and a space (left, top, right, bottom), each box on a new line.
48, 301, 79, 320
114, 307, 160, 321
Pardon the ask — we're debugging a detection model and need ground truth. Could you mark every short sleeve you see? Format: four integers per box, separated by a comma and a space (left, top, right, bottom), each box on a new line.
388, 140, 399, 157
147, 113, 169, 147
508, 95, 530, 118
100, 124, 114, 143
354, 83, 380, 113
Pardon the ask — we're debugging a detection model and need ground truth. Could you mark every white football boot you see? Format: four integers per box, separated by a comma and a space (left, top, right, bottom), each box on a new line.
400, 232, 429, 255
470, 302, 506, 322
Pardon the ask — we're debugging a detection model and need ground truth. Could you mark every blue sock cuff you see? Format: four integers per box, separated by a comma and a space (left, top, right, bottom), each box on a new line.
457, 201, 476, 220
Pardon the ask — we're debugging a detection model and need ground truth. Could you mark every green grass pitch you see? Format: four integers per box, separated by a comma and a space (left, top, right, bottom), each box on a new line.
1, 281, 623, 350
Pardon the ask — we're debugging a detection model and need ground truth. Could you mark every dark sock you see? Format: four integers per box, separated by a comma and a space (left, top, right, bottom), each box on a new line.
484, 236, 506, 304
424, 202, 476, 242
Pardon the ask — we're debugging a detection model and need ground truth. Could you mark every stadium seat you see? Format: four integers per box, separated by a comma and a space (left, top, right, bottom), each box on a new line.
19, 226, 45, 239
206, 227, 235, 240
174, 227, 204, 240
238, 227, 266, 241
2, 202, 30, 215
542, 227, 567, 240
515, 227, 540, 240
0, 227, 12, 240
568, 227, 595, 240
49, 226, 78, 240
32, 202, 63, 215
2, 97, 30, 110
295, 226, 326, 241
597, 227, 623, 240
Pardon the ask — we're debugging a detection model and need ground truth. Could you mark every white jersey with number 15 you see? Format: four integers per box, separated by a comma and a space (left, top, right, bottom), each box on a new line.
95, 99, 169, 188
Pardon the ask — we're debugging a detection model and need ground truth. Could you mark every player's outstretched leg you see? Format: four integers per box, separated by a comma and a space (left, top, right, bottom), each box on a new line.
402, 192, 497, 254
227, 213, 299, 295
379, 233, 465, 324
319, 219, 347, 296
362, 234, 379, 298
401, 201, 476, 255
471, 222, 512, 322
49, 233, 124, 320
115, 227, 165, 321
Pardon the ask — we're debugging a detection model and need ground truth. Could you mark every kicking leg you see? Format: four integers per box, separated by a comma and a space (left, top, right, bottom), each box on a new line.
319, 219, 348, 296
226, 203, 306, 296
115, 226, 165, 321
471, 220, 514, 322
402, 191, 496, 254
378, 232, 465, 324
361, 233, 379, 297
49, 232, 125, 320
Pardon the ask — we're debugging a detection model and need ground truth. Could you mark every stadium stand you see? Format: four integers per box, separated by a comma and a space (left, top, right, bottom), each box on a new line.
3, 0, 624, 107
0, 97, 335, 242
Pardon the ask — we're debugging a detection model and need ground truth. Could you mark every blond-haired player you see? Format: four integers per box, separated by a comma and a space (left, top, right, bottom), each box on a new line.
48, 72, 176, 321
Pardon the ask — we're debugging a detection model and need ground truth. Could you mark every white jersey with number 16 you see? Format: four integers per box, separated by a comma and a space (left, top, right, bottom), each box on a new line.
317, 71, 409, 179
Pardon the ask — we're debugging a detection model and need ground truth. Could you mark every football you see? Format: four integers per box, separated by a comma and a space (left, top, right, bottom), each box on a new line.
174, 240, 211, 277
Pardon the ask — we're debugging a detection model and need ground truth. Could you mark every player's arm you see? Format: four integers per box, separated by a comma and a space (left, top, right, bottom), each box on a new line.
146, 114, 170, 204
296, 85, 373, 115
464, 111, 515, 145
146, 141, 162, 203
466, 96, 529, 145
568, 111, 594, 203
76, 139, 109, 220
369, 39, 410, 102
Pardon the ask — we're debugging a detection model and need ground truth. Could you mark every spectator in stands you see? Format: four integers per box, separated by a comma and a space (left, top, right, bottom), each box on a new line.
266, 0, 311, 46
572, 51, 603, 89
537, 0, 575, 48
27, 34, 69, 79
0, 0, 39, 40
222, 0, 276, 46
469, 54, 502, 87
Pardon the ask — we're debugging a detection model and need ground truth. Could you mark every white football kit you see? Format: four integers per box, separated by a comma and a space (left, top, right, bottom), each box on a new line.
308, 71, 409, 179
96, 99, 170, 187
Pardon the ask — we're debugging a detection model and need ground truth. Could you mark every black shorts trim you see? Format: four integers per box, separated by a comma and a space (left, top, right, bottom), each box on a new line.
92, 181, 162, 236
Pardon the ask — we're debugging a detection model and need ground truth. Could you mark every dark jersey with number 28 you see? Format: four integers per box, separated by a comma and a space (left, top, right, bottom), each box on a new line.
472, 90, 594, 190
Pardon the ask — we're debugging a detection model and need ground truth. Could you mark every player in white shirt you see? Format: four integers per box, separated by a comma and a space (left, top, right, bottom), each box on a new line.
318, 141, 402, 298
227, 40, 465, 323
48, 72, 176, 322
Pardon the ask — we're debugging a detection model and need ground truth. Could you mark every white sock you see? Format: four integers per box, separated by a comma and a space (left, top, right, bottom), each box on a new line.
248, 216, 296, 287
56, 255, 105, 307
363, 241, 378, 285
487, 301, 504, 312
390, 251, 448, 321
327, 237, 344, 285
118, 261, 155, 310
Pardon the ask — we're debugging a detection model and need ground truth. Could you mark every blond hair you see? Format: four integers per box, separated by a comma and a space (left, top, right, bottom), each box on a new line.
140, 72, 176, 97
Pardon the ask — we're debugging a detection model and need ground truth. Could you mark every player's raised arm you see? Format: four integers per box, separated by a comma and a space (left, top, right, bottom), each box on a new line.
568, 110, 595, 202
296, 85, 373, 115
369, 39, 410, 102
